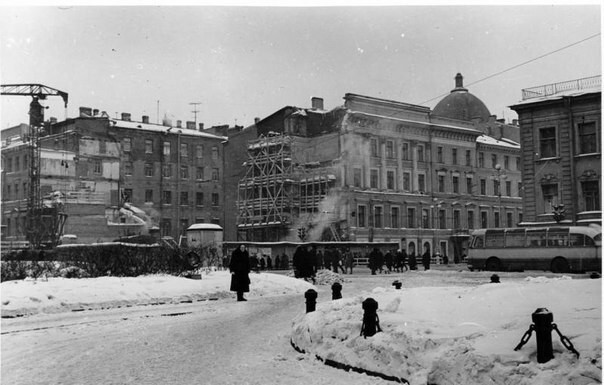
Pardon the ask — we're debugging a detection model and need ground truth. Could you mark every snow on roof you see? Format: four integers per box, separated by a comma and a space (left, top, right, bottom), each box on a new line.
511, 88, 601, 107
476, 134, 520, 149
186, 223, 223, 231
113, 119, 227, 141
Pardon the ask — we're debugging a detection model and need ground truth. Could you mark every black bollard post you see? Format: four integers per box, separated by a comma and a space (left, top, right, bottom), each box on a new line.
305, 289, 318, 313
331, 282, 342, 300
360, 298, 381, 338
532, 308, 554, 363
490, 274, 500, 283
392, 280, 402, 289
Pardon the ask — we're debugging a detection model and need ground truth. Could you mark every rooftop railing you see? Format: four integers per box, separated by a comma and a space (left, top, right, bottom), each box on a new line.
521, 75, 601, 100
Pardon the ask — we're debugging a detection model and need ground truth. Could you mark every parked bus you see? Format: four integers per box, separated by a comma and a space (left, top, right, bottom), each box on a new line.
467, 226, 601, 273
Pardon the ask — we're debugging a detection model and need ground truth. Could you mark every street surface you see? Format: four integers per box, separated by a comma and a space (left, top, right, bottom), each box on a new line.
1, 266, 579, 385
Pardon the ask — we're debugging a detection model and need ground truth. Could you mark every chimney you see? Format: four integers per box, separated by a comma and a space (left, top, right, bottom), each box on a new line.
93, 109, 99, 116
142, 115, 149, 124
311, 97, 324, 110
79, 107, 93, 117
198, 123, 204, 131
121, 113, 131, 121
186, 121, 195, 130
455, 73, 464, 89
50, 117, 57, 124
176, 120, 182, 128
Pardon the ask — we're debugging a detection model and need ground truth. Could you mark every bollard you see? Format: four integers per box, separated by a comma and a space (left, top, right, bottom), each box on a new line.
331, 282, 342, 300
360, 298, 382, 338
532, 308, 554, 363
392, 280, 402, 289
305, 289, 318, 313
490, 274, 500, 283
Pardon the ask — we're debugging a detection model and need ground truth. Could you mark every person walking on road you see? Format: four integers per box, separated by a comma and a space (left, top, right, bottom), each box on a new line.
229, 244, 251, 302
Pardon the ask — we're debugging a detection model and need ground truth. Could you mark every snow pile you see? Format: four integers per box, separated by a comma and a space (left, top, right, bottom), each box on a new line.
1, 271, 314, 318
291, 276, 602, 385
314, 269, 346, 286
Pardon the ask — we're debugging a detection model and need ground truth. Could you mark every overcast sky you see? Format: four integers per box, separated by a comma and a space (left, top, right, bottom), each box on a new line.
0, 4, 601, 130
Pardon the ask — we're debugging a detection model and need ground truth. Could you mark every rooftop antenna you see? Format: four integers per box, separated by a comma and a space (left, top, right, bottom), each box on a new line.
190, 102, 202, 126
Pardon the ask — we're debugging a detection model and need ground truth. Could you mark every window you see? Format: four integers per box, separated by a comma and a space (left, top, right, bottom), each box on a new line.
453, 176, 459, 194
212, 146, 219, 160
407, 208, 416, 228
452, 148, 458, 165
180, 143, 188, 158
453, 210, 461, 229
123, 137, 132, 152
374, 206, 383, 228
370, 169, 379, 189
196, 145, 203, 159
162, 190, 172, 205
418, 174, 425, 193
539, 127, 557, 158
196, 192, 204, 206
518, 182, 523, 198
438, 175, 445, 192
211, 193, 219, 206
180, 219, 189, 234
353, 168, 362, 188
468, 210, 475, 229
6, 185, 10, 199
386, 170, 395, 190
93, 160, 102, 175
145, 189, 153, 203
212, 168, 219, 182
493, 180, 500, 196
391, 207, 400, 228
491, 154, 498, 168
22, 182, 27, 197
478, 152, 484, 168
465, 150, 472, 166
370, 139, 378, 157
196, 167, 204, 181
481, 211, 488, 228
578, 122, 597, 154
480, 179, 486, 195
422, 209, 430, 228
437, 146, 443, 163
6, 158, 12, 172
14, 184, 19, 199
123, 188, 132, 203
98, 140, 105, 154
145, 139, 153, 154
163, 141, 171, 157
386, 141, 394, 158
516, 157, 521, 171
466, 177, 473, 194
162, 164, 172, 178
358, 205, 366, 227
402, 142, 410, 160
180, 165, 189, 179
505, 181, 511, 197
439, 209, 446, 229
582, 181, 600, 211
507, 212, 514, 227
504, 156, 509, 170
160, 219, 172, 236
15, 156, 20, 171
180, 191, 189, 205
144, 162, 154, 177
541, 183, 558, 213
403, 172, 410, 191
494, 212, 500, 228
518, 212, 523, 224
417, 144, 424, 162
124, 161, 133, 176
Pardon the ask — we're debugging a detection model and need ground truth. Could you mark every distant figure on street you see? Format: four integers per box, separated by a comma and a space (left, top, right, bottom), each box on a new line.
408, 251, 417, 270
422, 246, 431, 271
344, 249, 354, 274
384, 250, 393, 274
275, 255, 281, 270
266, 255, 272, 270
229, 244, 251, 302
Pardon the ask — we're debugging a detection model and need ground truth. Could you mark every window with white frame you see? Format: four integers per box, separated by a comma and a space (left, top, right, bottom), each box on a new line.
539, 127, 557, 158
578, 121, 598, 154
370, 169, 379, 189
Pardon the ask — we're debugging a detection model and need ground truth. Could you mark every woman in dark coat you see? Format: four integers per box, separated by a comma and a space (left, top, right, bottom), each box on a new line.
229, 244, 251, 301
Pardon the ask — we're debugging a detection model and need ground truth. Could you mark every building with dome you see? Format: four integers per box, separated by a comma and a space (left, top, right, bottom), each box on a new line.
230, 74, 523, 262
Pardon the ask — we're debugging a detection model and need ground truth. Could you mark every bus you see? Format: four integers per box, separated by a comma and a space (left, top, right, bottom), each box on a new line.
467, 226, 601, 273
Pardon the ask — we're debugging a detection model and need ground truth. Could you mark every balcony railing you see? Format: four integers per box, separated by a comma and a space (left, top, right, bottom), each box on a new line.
522, 75, 601, 100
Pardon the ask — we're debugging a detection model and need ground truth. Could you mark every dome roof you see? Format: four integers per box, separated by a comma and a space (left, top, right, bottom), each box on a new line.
432, 73, 491, 122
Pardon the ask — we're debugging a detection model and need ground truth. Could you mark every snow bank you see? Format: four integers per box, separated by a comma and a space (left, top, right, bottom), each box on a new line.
1, 271, 314, 317
291, 276, 602, 385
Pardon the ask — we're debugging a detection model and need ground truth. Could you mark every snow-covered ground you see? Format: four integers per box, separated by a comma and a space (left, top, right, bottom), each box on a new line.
1, 269, 601, 385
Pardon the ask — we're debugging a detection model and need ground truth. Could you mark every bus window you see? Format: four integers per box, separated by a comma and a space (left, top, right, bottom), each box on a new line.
485, 230, 505, 248
505, 229, 526, 247
585, 236, 595, 247
569, 233, 585, 246
547, 229, 569, 247
471, 235, 484, 248
526, 230, 546, 247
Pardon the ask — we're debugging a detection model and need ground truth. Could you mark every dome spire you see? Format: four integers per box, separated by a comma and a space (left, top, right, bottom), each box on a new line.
452, 73, 468, 92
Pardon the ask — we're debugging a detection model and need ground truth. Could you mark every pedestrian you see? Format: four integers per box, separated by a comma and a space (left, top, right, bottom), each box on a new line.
259, 256, 266, 270
266, 255, 272, 270
368, 248, 383, 275
422, 246, 431, 271
409, 250, 417, 270
399, 249, 409, 272
281, 253, 289, 269
250, 253, 259, 273
332, 248, 345, 274
384, 250, 393, 274
323, 248, 332, 271
229, 244, 251, 302
344, 249, 354, 274
275, 255, 280, 270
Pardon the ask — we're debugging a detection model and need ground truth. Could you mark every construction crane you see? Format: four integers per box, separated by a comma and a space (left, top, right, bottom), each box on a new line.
1, 83, 69, 249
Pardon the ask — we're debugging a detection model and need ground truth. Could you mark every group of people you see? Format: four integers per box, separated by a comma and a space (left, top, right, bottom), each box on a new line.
367, 247, 439, 274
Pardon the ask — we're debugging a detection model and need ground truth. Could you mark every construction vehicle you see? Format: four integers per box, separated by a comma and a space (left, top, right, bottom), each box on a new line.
1, 84, 69, 249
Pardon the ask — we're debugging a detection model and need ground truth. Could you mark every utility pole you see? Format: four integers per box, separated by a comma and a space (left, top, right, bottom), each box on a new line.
190, 102, 202, 127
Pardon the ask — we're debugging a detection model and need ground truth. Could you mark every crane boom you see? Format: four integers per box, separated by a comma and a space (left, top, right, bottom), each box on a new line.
1, 83, 69, 249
